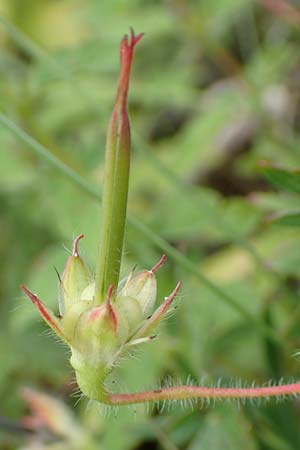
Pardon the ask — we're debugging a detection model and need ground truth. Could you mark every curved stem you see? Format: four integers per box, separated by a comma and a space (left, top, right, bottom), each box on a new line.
104, 383, 300, 405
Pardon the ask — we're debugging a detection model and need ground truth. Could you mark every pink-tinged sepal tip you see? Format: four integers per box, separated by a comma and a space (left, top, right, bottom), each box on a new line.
152, 281, 182, 319
87, 285, 118, 334
136, 281, 182, 337
72, 234, 84, 257
20, 285, 70, 344
150, 254, 167, 273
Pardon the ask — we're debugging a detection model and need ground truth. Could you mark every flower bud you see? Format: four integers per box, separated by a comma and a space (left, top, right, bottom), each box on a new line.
21, 246, 182, 403
62, 300, 92, 342
119, 254, 166, 319
114, 295, 143, 338
120, 271, 157, 319
73, 286, 118, 362
60, 234, 91, 314
80, 282, 95, 301
66, 285, 119, 395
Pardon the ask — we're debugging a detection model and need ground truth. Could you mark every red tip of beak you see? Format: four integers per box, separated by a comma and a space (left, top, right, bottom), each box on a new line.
117, 28, 144, 107
129, 27, 144, 47
20, 284, 69, 342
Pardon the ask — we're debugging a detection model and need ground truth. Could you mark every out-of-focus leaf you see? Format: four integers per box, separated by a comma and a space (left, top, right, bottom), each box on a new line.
268, 210, 300, 227
259, 162, 300, 194
250, 192, 300, 213
0, 133, 35, 190
187, 407, 258, 450
149, 187, 261, 242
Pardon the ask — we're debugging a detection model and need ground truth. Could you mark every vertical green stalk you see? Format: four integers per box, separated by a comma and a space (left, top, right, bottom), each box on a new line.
95, 29, 143, 304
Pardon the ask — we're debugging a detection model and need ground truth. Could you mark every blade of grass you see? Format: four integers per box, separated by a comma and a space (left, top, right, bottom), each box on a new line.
0, 113, 98, 199
0, 15, 102, 112
0, 15, 66, 76
0, 111, 290, 351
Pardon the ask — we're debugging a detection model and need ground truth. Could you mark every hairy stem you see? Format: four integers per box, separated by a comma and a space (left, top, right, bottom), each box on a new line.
103, 383, 300, 405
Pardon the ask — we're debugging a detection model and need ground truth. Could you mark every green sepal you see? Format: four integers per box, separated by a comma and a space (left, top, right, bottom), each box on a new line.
61, 235, 91, 313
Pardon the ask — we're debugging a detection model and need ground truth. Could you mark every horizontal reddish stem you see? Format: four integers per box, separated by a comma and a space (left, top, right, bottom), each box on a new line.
105, 383, 300, 405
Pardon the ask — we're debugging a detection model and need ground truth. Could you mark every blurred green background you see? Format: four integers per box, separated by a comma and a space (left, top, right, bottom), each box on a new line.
2, 0, 300, 448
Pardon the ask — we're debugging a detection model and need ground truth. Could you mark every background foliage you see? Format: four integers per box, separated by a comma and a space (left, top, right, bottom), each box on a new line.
2, 0, 300, 448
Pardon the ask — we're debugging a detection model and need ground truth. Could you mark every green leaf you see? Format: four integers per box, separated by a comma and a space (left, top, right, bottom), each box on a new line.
269, 210, 300, 227
259, 162, 300, 194
188, 407, 258, 450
